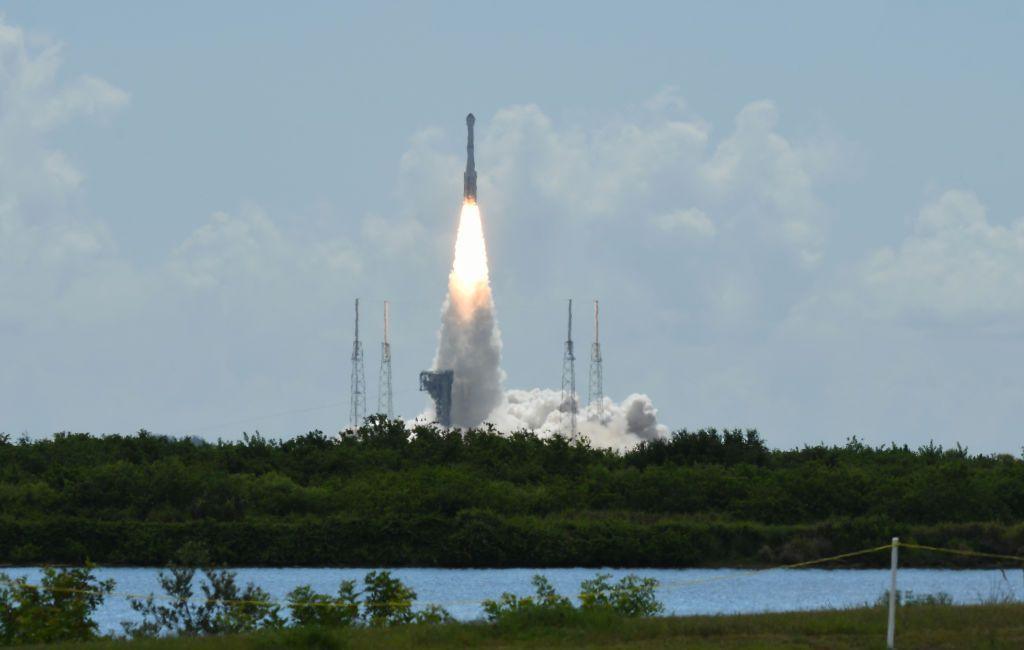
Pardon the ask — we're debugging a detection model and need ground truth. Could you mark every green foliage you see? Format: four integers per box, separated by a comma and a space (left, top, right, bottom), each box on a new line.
124, 564, 283, 637
286, 571, 446, 629
482, 573, 664, 629
360, 570, 418, 626
876, 589, 955, 607
482, 575, 575, 624
126, 561, 449, 639
411, 604, 455, 625
0, 565, 113, 645
578, 573, 664, 617
1, 425, 1022, 566
286, 582, 359, 628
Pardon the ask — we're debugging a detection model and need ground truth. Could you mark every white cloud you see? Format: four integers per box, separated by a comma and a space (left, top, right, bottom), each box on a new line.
700, 100, 826, 266
652, 207, 716, 238
394, 97, 835, 270
792, 190, 1024, 333
862, 190, 1024, 327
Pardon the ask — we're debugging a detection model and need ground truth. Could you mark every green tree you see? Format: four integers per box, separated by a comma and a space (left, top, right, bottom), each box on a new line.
361, 570, 417, 626
579, 573, 664, 617
0, 566, 114, 645
482, 575, 573, 622
287, 582, 359, 627
125, 565, 283, 637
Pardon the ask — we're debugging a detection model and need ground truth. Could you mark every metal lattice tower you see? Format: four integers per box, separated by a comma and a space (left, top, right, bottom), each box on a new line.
349, 298, 366, 427
377, 300, 393, 419
561, 298, 577, 438
588, 300, 604, 417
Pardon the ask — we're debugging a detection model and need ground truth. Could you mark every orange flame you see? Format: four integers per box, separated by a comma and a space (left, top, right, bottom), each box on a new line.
448, 200, 491, 320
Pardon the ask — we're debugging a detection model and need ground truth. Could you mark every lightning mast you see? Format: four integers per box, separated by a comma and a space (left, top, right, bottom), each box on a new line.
349, 298, 366, 427
378, 301, 393, 419
588, 300, 604, 417
561, 299, 577, 438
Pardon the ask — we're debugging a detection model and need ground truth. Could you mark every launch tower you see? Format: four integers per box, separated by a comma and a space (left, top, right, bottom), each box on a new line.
588, 300, 604, 418
349, 298, 366, 427
561, 299, 577, 438
378, 301, 393, 419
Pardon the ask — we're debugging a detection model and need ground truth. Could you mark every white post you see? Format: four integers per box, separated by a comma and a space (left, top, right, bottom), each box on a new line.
887, 536, 899, 649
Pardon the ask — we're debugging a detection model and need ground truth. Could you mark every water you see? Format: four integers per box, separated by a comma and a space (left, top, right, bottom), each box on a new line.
3, 566, 1021, 635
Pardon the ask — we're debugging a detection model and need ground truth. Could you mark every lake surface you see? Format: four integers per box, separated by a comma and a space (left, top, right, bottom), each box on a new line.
4, 566, 1022, 635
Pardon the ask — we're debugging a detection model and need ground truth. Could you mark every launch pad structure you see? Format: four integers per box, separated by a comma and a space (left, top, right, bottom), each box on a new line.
419, 369, 454, 427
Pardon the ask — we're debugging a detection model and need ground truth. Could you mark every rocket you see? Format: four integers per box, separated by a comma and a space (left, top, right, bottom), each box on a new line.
464, 113, 477, 202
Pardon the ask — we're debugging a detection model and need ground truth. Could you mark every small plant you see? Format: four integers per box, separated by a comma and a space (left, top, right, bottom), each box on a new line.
412, 603, 455, 624
288, 573, 451, 628
579, 573, 664, 617
0, 565, 114, 645
875, 589, 954, 607
124, 565, 283, 637
361, 570, 418, 626
287, 582, 359, 628
482, 575, 574, 623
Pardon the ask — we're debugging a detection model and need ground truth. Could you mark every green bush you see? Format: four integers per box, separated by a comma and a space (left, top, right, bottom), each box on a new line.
124, 565, 284, 637
286, 583, 359, 628
2, 425, 1022, 567
0, 565, 114, 645
360, 570, 419, 626
579, 573, 664, 617
482, 575, 576, 626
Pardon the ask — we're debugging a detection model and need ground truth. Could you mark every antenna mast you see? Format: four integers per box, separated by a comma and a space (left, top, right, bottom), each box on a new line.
588, 300, 604, 418
349, 298, 366, 427
561, 299, 577, 438
378, 301, 393, 419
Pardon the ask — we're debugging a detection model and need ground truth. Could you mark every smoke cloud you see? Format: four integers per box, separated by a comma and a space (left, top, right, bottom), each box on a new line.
428, 202, 669, 447
487, 389, 668, 450
432, 202, 505, 427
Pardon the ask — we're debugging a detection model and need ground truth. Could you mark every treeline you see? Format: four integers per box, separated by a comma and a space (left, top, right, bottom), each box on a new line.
1, 420, 1022, 567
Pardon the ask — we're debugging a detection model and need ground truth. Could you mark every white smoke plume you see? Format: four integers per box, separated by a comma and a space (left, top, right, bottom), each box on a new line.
486, 389, 668, 451
427, 202, 668, 447
431, 202, 505, 427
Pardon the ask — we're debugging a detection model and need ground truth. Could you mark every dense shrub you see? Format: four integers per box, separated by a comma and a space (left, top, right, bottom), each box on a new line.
0, 424, 1021, 566
0, 566, 113, 645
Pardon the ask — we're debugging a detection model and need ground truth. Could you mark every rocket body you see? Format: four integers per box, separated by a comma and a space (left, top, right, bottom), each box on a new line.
464, 113, 477, 202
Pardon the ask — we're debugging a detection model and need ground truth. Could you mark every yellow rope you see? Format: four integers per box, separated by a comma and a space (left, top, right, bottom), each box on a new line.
898, 542, 1024, 564
658, 544, 893, 590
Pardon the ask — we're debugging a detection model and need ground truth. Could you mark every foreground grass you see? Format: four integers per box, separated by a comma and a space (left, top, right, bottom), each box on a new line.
24, 602, 1024, 649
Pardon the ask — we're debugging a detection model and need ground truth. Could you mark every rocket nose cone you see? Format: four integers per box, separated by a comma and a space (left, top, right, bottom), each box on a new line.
467, 113, 475, 125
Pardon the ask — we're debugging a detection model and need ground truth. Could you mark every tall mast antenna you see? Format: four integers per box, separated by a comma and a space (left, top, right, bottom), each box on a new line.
588, 300, 604, 418
349, 298, 366, 427
378, 301, 393, 419
561, 298, 577, 438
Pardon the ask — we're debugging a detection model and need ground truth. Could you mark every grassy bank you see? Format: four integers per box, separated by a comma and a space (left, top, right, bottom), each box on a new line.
21, 603, 1024, 649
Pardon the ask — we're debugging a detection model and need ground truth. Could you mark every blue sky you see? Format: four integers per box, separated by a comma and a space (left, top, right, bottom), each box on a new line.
2, 2, 1023, 451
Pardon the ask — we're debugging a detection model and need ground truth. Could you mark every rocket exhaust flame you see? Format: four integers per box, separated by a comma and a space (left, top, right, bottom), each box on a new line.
449, 201, 490, 319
